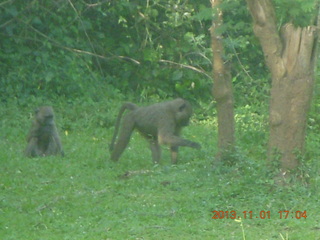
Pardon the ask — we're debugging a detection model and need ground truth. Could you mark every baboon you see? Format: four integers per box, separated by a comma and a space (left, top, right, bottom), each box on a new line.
25, 106, 64, 157
109, 98, 201, 164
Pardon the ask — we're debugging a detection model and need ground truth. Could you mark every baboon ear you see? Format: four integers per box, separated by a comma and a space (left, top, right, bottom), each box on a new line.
178, 103, 186, 112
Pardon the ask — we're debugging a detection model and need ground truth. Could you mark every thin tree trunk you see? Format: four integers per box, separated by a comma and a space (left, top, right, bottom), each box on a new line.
210, 0, 235, 160
246, 0, 319, 173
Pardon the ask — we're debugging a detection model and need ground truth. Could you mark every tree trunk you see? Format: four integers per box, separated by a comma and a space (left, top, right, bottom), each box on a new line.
246, 0, 319, 173
210, 0, 235, 160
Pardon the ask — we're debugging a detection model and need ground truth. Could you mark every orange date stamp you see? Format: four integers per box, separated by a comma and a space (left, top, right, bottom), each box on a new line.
212, 210, 307, 219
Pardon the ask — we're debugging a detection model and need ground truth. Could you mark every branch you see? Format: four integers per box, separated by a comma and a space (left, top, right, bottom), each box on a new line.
19, 20, 141, 65
246, 0, 285, 78
0, 0, 13, 7
227, 33, 255, 83
67, 0, 103, 74
159, 59, 213, 80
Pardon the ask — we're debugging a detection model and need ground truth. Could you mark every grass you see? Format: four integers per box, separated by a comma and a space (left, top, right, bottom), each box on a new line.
1, 105, 320, 240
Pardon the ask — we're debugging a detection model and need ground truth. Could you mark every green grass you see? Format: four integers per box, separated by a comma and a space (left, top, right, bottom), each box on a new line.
1, 107, 320, 240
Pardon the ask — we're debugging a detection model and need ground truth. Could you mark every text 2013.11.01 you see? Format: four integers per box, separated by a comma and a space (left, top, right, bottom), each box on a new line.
212, 210, 307, 219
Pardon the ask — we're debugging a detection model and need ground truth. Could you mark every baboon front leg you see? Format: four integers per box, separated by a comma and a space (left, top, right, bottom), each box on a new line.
110, 115, 135, 161
170, 146, 179, 164
45, 136, 63, 156
52, 134, 64, 156
149, 140, 161, 163
25, 138, 40, 157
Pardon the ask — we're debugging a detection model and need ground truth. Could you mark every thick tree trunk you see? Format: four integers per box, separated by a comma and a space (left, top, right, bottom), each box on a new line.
246, 0, 319, 173
210, 0, 235, 160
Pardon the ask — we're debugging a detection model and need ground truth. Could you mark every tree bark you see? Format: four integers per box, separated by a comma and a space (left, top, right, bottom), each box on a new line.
210, 0, 235, 160
246, 0, 319, 172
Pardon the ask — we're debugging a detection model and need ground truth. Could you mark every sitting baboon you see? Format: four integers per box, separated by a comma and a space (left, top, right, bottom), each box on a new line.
109, 98, 201, 164
25, 106, 64, 157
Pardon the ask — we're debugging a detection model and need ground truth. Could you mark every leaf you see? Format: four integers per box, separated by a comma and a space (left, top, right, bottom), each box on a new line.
32, 17, 42, 25
193, 5, 213, 21
172, 70, 183, 81
143, 48, 158, 62
6, 6, 18, 17
45, 72, 54, 83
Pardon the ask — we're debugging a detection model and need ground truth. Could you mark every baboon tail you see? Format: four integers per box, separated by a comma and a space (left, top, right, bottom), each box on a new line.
109, 102, 137, 152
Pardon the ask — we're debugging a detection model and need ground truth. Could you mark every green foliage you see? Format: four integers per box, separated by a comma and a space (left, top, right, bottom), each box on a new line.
1, 0, 318, 105
274, 0, 318, 27
0, 0, 266, 103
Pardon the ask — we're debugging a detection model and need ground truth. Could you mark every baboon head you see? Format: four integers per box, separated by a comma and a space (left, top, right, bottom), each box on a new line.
36, 106, 55, 126
172, 98, 193, 127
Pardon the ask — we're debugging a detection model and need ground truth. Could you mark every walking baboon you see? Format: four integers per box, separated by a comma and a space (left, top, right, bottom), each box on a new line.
25, 106, 64, 157
109, 98, 201, 164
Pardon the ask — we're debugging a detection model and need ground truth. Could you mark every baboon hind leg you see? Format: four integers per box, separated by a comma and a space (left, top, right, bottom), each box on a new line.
25, 138, 41, 157
170, 146, 179, 164
46, 134, 64, 156
110, 115, 135, 161
45, 136, 59, 156
149, 139, 161, 163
